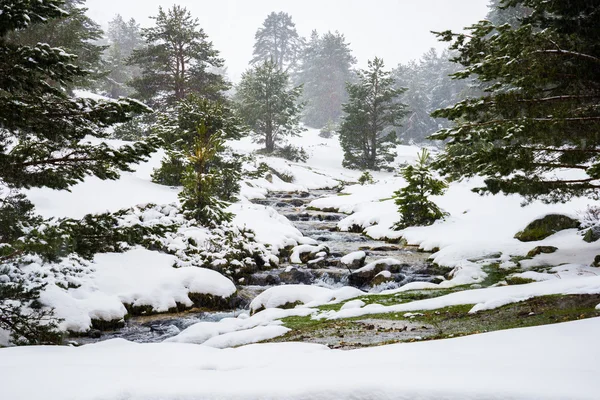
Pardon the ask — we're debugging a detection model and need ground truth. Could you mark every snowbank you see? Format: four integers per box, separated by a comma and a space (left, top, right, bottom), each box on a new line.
318, 275, 600, 321
250, 285, 364, 313
40, 248, 236, 333
1, 318, 599, 399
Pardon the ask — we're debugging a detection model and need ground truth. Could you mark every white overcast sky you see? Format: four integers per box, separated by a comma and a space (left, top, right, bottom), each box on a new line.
85, 0, 491, 82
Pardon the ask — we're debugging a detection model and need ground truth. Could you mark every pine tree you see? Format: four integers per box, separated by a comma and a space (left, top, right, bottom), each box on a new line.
487, 0, 532, 28
339, 58, 407, 170
431, 0, 600, 203
153, 97, 244, 225
296, 30, 357, 128
0, 0, 160, 345
394, 149, 447, 229
6, 0, 106, 89
251, 11, 304, 73
102, 14, 143, 98
129, 5, 228, 109
236, 60, 304, 153
152, 95, 244, 197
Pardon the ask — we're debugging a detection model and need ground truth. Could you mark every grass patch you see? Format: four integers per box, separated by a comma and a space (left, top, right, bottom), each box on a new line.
273, 294, 600, 349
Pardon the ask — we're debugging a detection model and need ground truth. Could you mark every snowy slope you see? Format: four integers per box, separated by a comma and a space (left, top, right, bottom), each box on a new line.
1, 317, 599, 399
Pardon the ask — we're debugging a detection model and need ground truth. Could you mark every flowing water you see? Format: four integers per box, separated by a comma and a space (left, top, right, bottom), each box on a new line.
73, 189, 434, 344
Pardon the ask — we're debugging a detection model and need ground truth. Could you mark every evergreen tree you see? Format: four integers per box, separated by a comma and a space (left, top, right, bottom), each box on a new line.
431, 0, 600, 203
236, 60, 304, 153
0, 0, 159, 344
394, 149, 447, 229
102, 14, 143, 98
6, 0, 106, 89
153, 96, 244, 225
129, 5, 228, 109
152, 95, 244, 200
296, 30, 356, 128
392, 49, 472, 144
251, 11, 304, 73
339, 58, 407, 170
487, 0, 532, 28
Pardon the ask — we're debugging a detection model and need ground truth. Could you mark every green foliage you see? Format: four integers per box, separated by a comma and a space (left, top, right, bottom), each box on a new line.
6, 0, 106, 89
261, 144, 308, 163
152, 96, 244, 225
251, 11, 303, 73
319, 120, 337, 138
431, 0, 600, 203
394, 149, 447, 229
128, 5, 228, 108
297, 30, 356, 128
179, 125, 233, 224
236, 59, 305, 153
339, 57, 407, 170
392, 48, 472, 144
0, 1, 160, 345
358, 171, 375, 185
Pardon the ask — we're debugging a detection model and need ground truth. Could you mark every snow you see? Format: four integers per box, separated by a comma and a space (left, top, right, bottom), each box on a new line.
39, 248, 236, 333
202, 325, 291, 348
341, 251, 366, 264
2, 318, 600, 399
317, 275, 600, 321
250, 284, 364, 313
167, 307, 314, 345
290, 243, 327, 264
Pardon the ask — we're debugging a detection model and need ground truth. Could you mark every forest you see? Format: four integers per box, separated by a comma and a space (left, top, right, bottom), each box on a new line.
1, 0, 599, 399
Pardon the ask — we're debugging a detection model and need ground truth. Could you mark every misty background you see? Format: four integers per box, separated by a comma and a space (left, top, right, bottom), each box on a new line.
86, 0, 490, 82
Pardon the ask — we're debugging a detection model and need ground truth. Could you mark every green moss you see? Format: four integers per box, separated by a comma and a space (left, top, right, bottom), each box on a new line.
505, 276, 536, 285
515, 214, 580, 242
481, 264, 520, 287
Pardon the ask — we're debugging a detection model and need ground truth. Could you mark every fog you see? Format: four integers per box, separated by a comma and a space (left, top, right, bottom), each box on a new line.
85, 0, 490, 82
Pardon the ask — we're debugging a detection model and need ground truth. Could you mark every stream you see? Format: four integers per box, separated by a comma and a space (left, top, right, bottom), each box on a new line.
72, 189, 434, 345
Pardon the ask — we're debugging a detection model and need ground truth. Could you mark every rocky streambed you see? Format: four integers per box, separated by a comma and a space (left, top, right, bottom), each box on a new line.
72, 189, 439, 345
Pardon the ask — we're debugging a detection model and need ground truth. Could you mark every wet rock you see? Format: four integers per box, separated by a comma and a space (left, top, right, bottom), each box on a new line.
370, 271, 395, 287
279, 268, 313, 284
307, 257, 327, 269
88, 329, 102, 339
515, 214, 580, 242
289, 199, 305, 207
593, 255, 600, 268
526, 246, 558, 258
370, 246, 401, 252
291, 244, 330, 264
349, 258, 403, 287
583, 227, 600, 243
340, 251, 367, 270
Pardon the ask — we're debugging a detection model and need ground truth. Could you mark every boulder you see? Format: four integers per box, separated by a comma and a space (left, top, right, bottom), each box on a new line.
593, 255, 600, 268
290, 244, 330, 264
340, 251, 367, 270
515, 214, 580, 242
279, 268, 313, 284
526, 246, 558, 258
370, 271, 395, 287
583, 227, 600, 243
349, 258, 403, 287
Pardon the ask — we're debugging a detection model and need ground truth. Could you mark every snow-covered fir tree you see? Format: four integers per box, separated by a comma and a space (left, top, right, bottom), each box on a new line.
296, 30, 357, 129
394, 149, 447, 229
432, 0, 600, 202
251, 11, 304, 73
339, 58, 407, 170
236, 59, 305, 153
0, 0, 161, 345
102, 14, 143, 98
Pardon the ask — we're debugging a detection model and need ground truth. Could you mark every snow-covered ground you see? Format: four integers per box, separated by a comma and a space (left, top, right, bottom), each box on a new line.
2, 317, 599, 399
4, 127, 600, 397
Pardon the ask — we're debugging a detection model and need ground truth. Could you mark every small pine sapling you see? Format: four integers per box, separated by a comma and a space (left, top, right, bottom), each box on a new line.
394, 149, 447, 229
